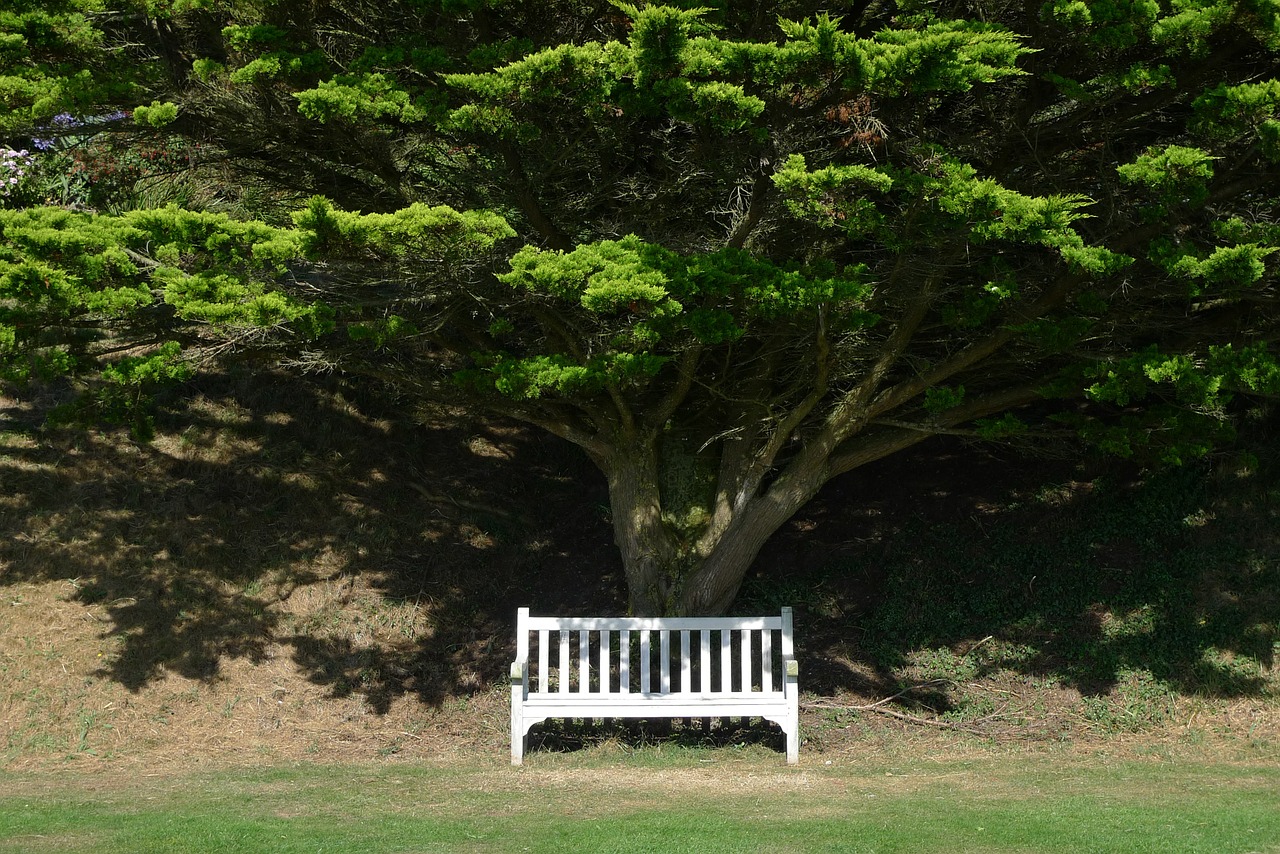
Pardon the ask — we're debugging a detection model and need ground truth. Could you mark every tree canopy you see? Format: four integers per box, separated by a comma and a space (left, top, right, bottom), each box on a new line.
1, 0, 1278, 614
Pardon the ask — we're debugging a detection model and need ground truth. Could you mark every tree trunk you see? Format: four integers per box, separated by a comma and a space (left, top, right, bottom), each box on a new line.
673, 467, 827, 615
603, 446, 681, 616
603, 442, 828, 616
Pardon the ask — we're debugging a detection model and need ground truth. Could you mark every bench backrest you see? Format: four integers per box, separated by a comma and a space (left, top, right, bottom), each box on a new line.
515, 608, 794, 697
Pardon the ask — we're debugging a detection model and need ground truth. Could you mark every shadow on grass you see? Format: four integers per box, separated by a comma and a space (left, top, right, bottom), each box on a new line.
0, 368, 620, 706
746, 418, 1280, 703
2, 370, 1277, 755
527, 716, 787, 757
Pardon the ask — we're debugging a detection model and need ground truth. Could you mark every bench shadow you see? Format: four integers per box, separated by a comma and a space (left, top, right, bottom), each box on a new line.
527, 716, 787, 758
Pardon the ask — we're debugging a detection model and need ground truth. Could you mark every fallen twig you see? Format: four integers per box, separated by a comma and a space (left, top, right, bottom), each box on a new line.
806, 699, 989, 735
803, 679, 1002, 735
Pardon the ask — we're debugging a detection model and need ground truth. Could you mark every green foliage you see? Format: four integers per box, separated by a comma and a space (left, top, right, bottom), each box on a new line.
1194, 79, 1280, 143
1, 0, 1278, 614
1117, 145, 1216, 212
500, 236, 683, 315
1043, 0, 1160, 49
1084, 344, 1280, 412
974, 412, 1027, 439
86, 340, 194, 439
293, 197, 515, 260
296, 75, 437, 125
348, 314, 418, 347
131, 101, 178, 128
772, 154, 893, 235
0, 0, 132, 130
923, 385, 965, 413
1151, 0, 1237, 53
1164, 243, 1274, 295
0, 203, 330, 399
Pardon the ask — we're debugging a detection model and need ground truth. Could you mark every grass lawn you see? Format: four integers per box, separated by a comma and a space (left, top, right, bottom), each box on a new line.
1, 750, 1278, 853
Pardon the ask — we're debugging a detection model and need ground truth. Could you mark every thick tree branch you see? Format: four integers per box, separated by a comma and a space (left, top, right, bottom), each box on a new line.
500, 144, 574, 251
728, 308, 833, 511
726, 169, 773, 250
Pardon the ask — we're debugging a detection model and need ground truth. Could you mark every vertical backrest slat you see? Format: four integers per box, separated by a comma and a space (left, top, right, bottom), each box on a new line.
558, 629, 570, 694
700, 630, 711, 694
599, 630, 611, 695
719, 629, 731, 693
680, 630, 692, 693
660, 631, 671, 693
780, 607, 795, 658
579, 630, 591, 693
761, 627, 773, 692
641, 630, 652, 693
739, 628, 752, 692
516, 607, 530, 665
538, 630, 549, 694
619, 630, 631, 694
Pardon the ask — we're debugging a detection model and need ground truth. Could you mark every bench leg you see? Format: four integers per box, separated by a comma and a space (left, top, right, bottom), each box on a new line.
784, 720, 799, 765
511, 687, 524, 766
786, 663, 800, 764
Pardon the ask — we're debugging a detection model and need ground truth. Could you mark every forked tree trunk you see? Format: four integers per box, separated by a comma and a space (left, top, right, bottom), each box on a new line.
593, 413, 942, 615
674, 466, 828, 615
604, 446, 828, 616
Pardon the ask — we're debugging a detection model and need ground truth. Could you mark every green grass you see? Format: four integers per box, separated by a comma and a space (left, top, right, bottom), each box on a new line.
2, 754, 1278, 853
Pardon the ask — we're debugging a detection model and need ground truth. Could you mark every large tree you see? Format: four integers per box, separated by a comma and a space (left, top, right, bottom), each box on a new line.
1, 0, 1278, 614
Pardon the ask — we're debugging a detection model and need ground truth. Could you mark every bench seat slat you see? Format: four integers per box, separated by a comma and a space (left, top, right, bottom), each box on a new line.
522, 698, 788, 719
525, 691, 784, 703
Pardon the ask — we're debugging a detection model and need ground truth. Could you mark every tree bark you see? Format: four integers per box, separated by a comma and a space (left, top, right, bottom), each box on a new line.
602, 444, 680, 616
673, 461, 828, 615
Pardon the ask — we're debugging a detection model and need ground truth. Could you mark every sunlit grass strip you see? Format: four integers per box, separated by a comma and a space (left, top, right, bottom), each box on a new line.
1, 755, 1278, 853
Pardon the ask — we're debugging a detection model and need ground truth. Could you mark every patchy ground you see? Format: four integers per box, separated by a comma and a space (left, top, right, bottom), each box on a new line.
2, 372, 1277, 771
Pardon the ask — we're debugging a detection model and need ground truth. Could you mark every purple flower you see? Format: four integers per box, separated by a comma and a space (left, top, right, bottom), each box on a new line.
52, 113, 82, 128
33, 138, 55, 150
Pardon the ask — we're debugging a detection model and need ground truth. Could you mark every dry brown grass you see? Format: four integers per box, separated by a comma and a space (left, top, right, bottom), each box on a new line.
2, 373, 1277, 773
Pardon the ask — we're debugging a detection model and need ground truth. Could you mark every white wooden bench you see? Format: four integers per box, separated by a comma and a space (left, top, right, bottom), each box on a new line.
510, 607, 799, 764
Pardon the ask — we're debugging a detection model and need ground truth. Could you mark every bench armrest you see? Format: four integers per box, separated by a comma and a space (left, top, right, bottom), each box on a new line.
785, 659, 799, 679
509, 661, 526, 686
